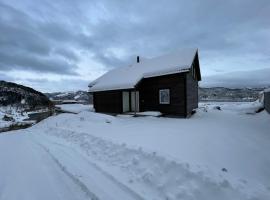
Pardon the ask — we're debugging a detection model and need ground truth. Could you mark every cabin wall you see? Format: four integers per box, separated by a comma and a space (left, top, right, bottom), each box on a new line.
137, 73, 187, 116
265, 91, 270, 114
186, 71, 199, 116
92, 72, 199, 117
93, 90, 122, 113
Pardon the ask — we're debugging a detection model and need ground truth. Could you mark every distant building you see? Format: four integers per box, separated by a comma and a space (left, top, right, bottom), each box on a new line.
89, 49, 201, 117
264, 88, 270, 114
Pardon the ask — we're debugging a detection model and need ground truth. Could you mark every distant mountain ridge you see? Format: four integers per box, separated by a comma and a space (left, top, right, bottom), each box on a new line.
45, 91, 92, 103
199, 87, 264, 102
46, 87, 263, 104
0, 80, 52, 109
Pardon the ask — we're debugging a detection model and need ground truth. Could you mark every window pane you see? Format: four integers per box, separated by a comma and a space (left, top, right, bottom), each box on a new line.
159, 89, 170, 104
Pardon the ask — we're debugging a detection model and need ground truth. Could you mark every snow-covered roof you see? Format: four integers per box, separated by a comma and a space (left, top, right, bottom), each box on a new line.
89, 48, 198, 92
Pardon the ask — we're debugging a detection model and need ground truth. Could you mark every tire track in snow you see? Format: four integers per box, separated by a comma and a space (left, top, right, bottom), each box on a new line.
35, 142, 99, 200
0, 130, 97, 200
37, 126, 266, 200
32, 132, 145, 200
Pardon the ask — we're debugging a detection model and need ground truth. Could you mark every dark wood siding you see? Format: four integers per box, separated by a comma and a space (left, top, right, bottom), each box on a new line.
186, 71, 198, 115
137, 73, 187, 116
93, 90, 122, 113
193, 52, 201, 81
265, 91, 270, 114
92, 71, 199, 117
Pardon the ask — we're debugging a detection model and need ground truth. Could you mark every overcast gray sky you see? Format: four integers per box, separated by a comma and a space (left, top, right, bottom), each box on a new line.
0, 0, 270, 92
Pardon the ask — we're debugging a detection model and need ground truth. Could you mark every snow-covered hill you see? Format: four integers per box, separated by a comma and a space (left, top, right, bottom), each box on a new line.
0, 81, 53, 130
199, 87, 264, 102
0, 81, 52, 109
0, 101, 269, 200
45, 91, 92, 103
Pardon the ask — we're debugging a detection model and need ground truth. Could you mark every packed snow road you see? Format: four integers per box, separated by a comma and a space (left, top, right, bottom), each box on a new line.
0, 131, 143, 200
0, 131, 93, 200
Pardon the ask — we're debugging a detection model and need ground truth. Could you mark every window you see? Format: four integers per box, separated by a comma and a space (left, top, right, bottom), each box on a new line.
159, 89, 170, 104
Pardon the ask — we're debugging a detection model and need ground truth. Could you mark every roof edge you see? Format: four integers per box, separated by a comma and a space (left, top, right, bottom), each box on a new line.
89, 70, 190, 92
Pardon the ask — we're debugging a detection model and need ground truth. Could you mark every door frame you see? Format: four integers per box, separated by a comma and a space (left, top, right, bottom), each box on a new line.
122, 91, 130, 113
122, 90, 139, 113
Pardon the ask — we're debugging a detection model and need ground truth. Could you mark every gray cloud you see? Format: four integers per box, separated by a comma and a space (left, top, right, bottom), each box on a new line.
0, 50, 78, 74
18, 77, 90, 93
53, 48, 79, 62
0, 1, 80, 74
201, 68, 270, 88
0, 0, 270, 92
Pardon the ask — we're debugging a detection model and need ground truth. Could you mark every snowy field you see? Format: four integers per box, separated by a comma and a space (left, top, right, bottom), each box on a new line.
0, 102, 269, 200
56, 104, 93, 113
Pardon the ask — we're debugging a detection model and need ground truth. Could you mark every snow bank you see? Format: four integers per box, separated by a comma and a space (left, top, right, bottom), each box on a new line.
199, 101, 264, 114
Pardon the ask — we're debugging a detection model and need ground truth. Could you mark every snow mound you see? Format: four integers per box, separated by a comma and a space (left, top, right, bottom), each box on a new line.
78, 111, 115, 123
42, 111, 115, 126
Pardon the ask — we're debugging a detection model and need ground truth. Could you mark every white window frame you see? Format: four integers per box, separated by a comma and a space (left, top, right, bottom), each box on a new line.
159, 89, 170, 104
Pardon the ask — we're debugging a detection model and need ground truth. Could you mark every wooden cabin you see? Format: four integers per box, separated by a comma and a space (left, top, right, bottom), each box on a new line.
89, 48, 201, 117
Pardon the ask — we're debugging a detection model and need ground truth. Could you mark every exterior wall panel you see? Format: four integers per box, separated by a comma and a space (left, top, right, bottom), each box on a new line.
93, 90, 122, 114
186, 71, 199, 115
137, 73, 187, 116
265, 91, 270, 114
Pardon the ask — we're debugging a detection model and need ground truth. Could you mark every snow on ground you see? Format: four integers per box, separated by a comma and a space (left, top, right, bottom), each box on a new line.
134, 111, 162, 116
0, 102, 270, 200
0, 106, 29, 129
0, 132, 94, 200
199, 101, 264, 114
56, 104, 93, 114
118, 111, 162, 117
0, 112, 11, 128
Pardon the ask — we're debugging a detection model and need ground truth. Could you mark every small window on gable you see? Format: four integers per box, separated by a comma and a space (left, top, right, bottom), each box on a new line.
159, 89, 170, 104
